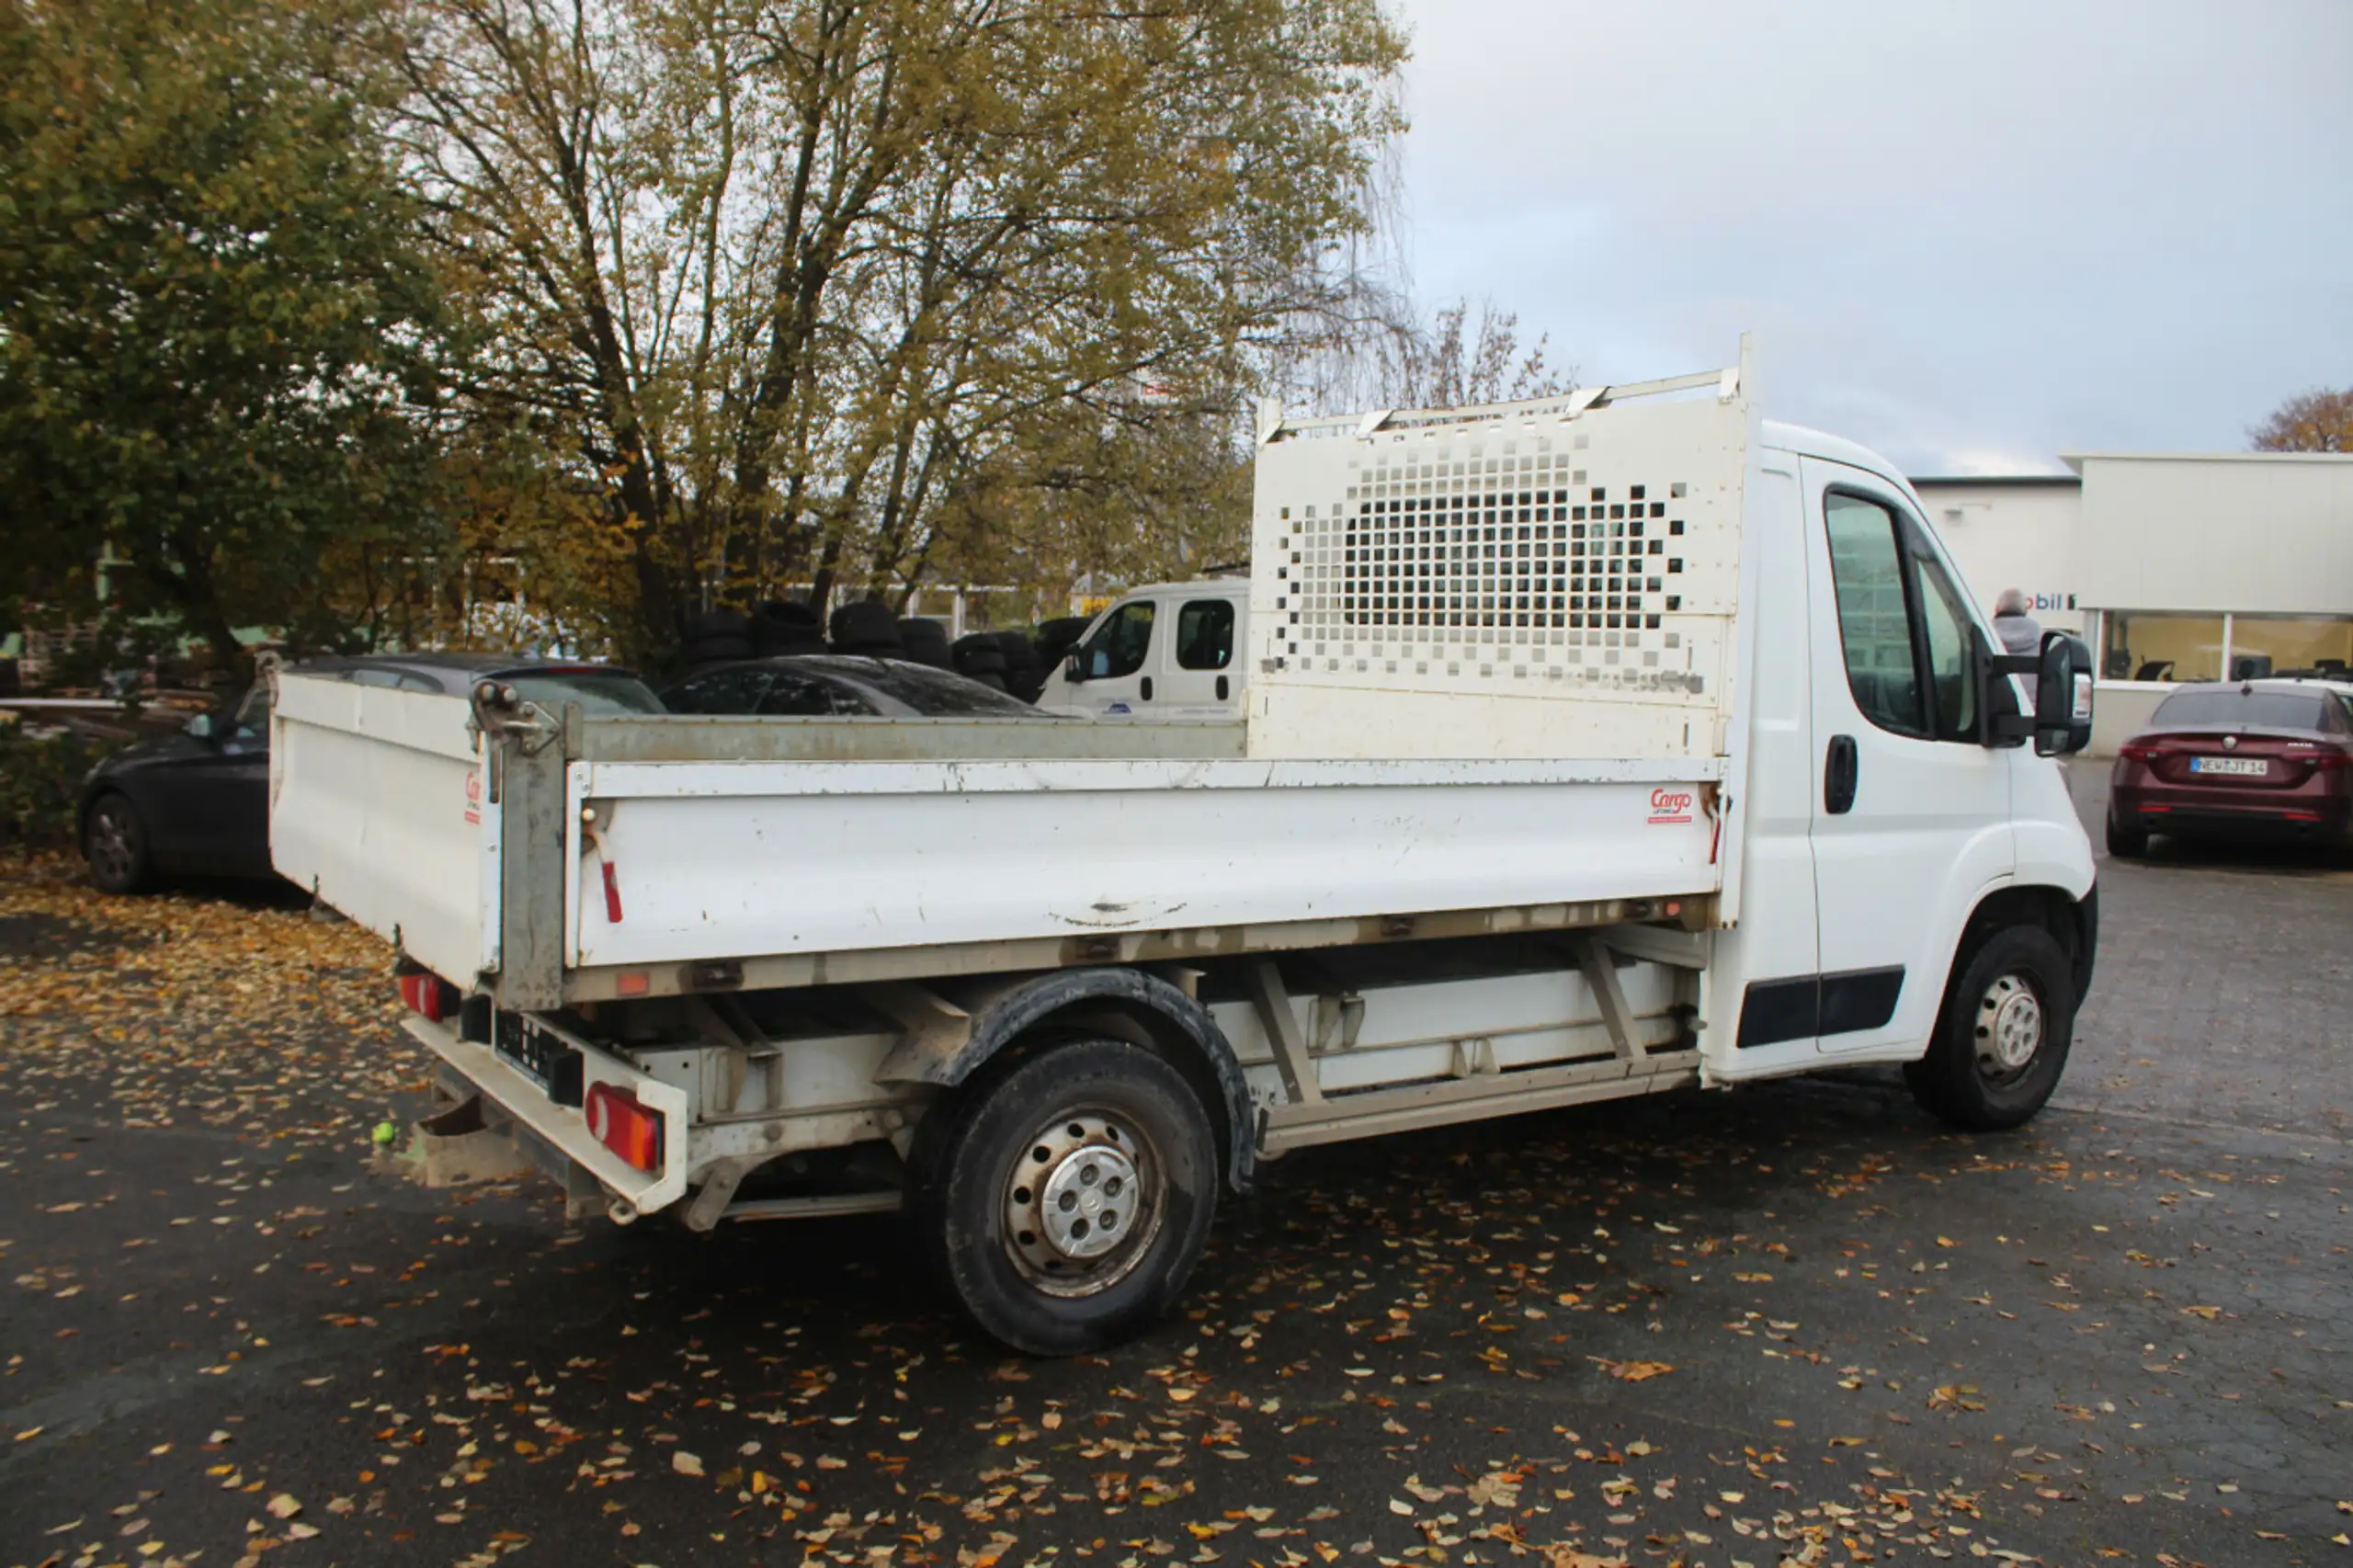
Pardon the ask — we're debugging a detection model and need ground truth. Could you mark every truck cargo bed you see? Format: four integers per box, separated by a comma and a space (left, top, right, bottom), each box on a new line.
273, 677, 1727, 1009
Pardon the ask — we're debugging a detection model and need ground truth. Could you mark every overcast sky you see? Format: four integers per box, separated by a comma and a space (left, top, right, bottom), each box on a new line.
1385, 0, 2353, 474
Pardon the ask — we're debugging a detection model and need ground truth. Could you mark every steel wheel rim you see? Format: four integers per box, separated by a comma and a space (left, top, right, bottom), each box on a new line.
87, 803, 134, 885
1001, 1107, 1165, 1299
1973, 972, 2043, 1082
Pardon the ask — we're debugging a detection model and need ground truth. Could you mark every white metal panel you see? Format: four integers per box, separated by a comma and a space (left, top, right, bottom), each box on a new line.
1247, 390, 1750, 760
565, 757, 1725, 968
2075, 452, 2353, 616
270, 676, 492, 983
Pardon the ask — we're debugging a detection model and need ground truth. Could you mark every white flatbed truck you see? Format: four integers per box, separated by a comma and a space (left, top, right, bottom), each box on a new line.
271, 347, 2100, 1353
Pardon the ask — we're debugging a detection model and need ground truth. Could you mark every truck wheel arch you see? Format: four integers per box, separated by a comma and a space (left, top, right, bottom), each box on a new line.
913, 968, 1257, 1196
1950, 882, 2098, 1005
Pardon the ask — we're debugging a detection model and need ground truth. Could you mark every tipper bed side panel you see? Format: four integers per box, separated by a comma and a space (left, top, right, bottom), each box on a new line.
269, 676, 494, 985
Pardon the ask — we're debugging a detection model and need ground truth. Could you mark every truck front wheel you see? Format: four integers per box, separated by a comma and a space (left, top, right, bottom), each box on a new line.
913, 1036, 1219, 1356
1904, 925, 2077, 1131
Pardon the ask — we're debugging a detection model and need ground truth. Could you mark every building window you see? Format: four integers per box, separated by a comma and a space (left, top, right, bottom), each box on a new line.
2222, 614, 2353, 681
2100, 611, 2353, 683
2100, 613, 2226, 683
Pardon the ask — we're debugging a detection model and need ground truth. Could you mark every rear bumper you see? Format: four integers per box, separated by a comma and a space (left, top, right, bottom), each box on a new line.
400, 1015, 690, 1220
2111, 797, 2351, 842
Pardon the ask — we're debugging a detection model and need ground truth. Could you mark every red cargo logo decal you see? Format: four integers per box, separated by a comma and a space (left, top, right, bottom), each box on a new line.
1647, 789, 1694, 825
463, 769, 483, 826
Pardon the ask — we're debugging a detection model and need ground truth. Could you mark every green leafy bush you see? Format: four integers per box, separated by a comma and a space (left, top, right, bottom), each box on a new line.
0, 727, 129, 850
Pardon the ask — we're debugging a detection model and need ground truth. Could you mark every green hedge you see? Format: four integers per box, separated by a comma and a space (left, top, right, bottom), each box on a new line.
0, 727, 131, 849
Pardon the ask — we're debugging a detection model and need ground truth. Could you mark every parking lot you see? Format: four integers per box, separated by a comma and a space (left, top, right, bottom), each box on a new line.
3, 766, 2349, 1568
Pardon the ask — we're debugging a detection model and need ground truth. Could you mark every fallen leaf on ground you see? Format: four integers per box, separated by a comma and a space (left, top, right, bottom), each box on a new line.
1590, 1358, 1674, 1382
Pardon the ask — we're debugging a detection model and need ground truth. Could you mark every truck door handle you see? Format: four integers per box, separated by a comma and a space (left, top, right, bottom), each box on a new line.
1141, 676, 1153, 701
1215, 675, 1228, 700
1824, 733, 1859, 814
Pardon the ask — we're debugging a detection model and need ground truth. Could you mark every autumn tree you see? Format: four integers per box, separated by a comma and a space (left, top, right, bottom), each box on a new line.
2250, 387, 2353, 453
386, 0, 1406, 659
0, 0, 459, 676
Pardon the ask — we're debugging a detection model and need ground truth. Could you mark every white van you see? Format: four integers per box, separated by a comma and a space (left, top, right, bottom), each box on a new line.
1035, 582, 1249, 718
272, 345, 2099, 1356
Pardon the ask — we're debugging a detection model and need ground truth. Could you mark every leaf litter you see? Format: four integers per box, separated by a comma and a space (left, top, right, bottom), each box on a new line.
0, 850, 2335, 1566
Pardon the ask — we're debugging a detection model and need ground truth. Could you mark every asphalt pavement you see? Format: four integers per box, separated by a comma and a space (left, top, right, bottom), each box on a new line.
3, 766, 2349, 1568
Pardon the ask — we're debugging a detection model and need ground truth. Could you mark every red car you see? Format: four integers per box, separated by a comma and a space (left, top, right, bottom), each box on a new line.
2107, 680, 2353, 858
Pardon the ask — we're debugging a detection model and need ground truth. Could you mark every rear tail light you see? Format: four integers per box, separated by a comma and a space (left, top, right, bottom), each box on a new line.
397, 971, 461, 1022
2118, 742, 2160, 763
2314, 750, 2352, 772
585, 1082, 664, 1172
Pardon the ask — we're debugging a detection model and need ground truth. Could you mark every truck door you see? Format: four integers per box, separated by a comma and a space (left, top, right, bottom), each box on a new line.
1069, 597, 1159, 716
1154, 595, 1242, 715
1801, 459, 2014, 1054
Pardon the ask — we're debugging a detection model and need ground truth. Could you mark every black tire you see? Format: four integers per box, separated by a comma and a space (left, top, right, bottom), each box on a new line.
1904, 925, 2077, 1131
2104, 812, 2147, 859
911, 1036, 1218, 1356
951, 633, 1009, 681
84, 792, 153, 894
896, 619, 953, 669
829, 602, 904, 657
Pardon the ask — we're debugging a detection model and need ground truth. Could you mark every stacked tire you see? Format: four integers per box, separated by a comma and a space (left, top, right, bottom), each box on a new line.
830, 601, 904, 658
951, 633, 1011, 691
682, 610, 753, 669
752, 601, 827, 658
996, 631, 1045, 702
1035, 617, 1090, 677
896, 618, 953, 670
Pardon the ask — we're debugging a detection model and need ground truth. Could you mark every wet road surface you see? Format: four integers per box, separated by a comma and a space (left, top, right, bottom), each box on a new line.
4, 769, 2348, 1568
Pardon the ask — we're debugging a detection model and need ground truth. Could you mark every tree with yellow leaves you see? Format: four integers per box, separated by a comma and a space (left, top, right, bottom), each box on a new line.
387, 0, 1407, 662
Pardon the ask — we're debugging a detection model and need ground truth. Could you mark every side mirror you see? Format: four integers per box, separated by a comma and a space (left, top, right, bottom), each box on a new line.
1063, 652, 1086, 684
2032, 631, 2095, 757
185, 713, 217, 741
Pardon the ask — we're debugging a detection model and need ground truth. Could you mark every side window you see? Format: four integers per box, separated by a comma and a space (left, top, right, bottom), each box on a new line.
1911, 546, 1979, 741
1083, 600, 1155, 680
1824, 495, 1925, 737
676, 667, 771, 714
1174, 599, 1234, 671
759, 674, 873, 717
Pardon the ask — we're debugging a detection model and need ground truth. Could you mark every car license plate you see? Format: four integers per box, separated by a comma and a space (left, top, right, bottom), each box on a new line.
2190, 756, 2268, 777
492, 1011, 584, 1106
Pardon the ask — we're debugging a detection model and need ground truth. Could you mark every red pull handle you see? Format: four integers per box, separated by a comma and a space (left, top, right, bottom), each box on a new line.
600, 859, 624, 924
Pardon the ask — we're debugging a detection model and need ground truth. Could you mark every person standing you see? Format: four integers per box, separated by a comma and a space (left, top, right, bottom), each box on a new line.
1992, 588, 2041, 654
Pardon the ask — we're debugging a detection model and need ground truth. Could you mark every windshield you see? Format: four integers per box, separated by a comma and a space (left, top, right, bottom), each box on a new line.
836, 661, 1038, 717
2149, 688, 2335, 732
504, 672, 668, 717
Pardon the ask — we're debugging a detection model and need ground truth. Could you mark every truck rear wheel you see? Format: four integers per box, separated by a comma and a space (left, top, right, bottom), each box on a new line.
1904, 925, 2076, 1131
913, 1036, 1218, 1356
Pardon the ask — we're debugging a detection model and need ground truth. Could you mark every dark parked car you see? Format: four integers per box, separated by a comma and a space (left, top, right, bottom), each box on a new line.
662, 654, 1041, 718
2107, 679, 2353, 858
80, 654, 662, 894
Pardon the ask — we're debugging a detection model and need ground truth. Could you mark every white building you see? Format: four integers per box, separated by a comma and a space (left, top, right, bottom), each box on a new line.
1914, 450, 2353, 753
